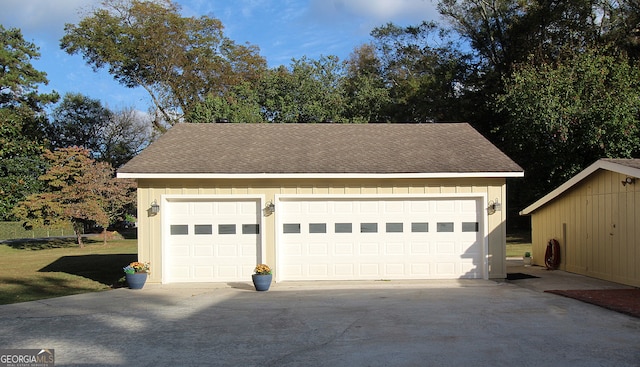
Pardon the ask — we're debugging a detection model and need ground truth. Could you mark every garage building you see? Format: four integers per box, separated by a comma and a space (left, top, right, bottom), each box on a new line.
118, 123, 523, 283
520, 159, 640, 287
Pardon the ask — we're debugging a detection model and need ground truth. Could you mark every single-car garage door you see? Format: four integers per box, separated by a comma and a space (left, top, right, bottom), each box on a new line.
278, 196, 485, 281
164, 198, 262, 283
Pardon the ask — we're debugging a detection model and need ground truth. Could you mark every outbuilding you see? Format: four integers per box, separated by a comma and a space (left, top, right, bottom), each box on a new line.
520, 159, 640, 287
118, 123, 523, 284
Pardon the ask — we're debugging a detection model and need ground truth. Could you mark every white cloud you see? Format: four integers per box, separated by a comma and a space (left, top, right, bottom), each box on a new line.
0, 0, 99, 39
308, 0, 438, 24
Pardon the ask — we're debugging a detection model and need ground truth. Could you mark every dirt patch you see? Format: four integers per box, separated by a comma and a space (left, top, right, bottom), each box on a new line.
545, 289, 640, 318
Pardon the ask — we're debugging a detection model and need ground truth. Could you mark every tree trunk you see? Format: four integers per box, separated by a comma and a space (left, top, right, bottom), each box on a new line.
76, 231, 84, 248
73, 221, 84, 248
102, 228, 108, 245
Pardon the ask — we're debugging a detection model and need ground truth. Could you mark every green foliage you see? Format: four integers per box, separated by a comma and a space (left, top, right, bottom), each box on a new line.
47, 93, 112, 152
260, 56, 346, 123
0, 221, 74, 240
343, 44, 391, 122
368, 21, 471, 122
0, 25, 59, 220
46, 94, 153, 168
60, 0, 266, 130
186, 83, 263, 123
12, 147, 136, 247
496, 49, 640, 198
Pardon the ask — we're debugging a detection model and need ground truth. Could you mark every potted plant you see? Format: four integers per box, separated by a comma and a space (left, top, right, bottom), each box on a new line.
123, 262, 150, 289
252, 264, 272, 291
523, 252, 532, 266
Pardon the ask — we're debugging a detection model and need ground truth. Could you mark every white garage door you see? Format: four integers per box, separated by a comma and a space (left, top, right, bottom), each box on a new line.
278, 197, 484, 281
164, 199, 261, 283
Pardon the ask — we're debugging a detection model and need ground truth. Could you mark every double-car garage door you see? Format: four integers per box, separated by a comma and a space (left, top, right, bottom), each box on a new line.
164, 196, 485, 283
278, 197, 484, 281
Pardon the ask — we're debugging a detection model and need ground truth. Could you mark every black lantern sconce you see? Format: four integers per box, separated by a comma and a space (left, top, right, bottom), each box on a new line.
149, 200, 160, 216
621, 177, 636, 186
487, 198, 501, 215
264, 201, 275, 216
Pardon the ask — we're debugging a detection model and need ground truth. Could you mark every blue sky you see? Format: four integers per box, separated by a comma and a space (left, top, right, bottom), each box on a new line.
1, 0, 439, 112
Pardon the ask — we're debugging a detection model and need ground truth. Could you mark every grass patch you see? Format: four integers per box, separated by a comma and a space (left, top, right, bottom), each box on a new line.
506, 230, 532, 258
0, 237, 137, 305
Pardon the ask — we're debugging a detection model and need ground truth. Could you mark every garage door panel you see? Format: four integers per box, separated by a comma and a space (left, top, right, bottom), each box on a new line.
410, 201, 430, 212
335, 242, 354, 255
217, 244, 238, 257
385, 263, 405, 275
360, 242, 380, 255
193, 202, 214, 215
309, 202, 329, 213
436, 262, 456, 276
461, 200, 477, 213
309, 264, 328, 276
359, 201, 379, 213
410, 263, 430, 275
435, 201, 455, 212
360, 263, 380, 275
410, 242, 430, 254
283, 264, 303, 277
194, 266, 213, 278
384, 201, 404, 212
217, 265, 239, 278
436, 241, 456, 254
194, 245, 213, 257
309, 243, 328, 255
279, 197, 485, 281
335, 264, 354, 276
385, 242, 404, 254
334, 202, 353, 213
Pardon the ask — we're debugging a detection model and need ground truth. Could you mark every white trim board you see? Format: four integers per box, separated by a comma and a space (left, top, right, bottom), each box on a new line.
118, 172, 524, 179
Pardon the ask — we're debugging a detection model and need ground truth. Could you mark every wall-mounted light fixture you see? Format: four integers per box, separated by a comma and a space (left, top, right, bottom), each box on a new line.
621, 176, 636, 186
487, 198, 501, 215
149, 200, 160, 216
263, 201, 275, 216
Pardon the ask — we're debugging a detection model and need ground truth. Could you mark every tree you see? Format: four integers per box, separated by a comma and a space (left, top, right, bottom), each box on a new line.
13, 147, 136, 247
47, 94, 154, 168
368, 22, 472, 122
342, 44, 391, 122
186, 83, 263, 123
48, 93, 112, 153
260, 56, 346, 123
0, 25, 59, 220
496, 48, 640, 201
100, 107, 156, 168
60, 0, 266, 131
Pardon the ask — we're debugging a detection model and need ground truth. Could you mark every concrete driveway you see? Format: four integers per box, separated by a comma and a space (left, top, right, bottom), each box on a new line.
0, 277, 638, 367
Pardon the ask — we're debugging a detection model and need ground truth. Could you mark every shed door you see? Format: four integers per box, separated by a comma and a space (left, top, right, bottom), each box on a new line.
278, 197, 484, 281
165, 199, 261, 283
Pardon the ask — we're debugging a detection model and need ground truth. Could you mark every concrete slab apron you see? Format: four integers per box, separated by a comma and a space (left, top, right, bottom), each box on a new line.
0, 280, 638, 367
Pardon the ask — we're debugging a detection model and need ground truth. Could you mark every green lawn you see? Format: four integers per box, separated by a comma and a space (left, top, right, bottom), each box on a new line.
0, 237, 137, 305
0, 230, 531, 305
506, 230, 532, 258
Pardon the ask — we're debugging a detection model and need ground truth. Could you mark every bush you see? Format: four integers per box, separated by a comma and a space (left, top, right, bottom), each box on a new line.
0, 222, 74, 240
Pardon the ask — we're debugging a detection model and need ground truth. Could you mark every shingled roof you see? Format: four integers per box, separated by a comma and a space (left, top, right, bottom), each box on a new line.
118, 123, 523, 177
